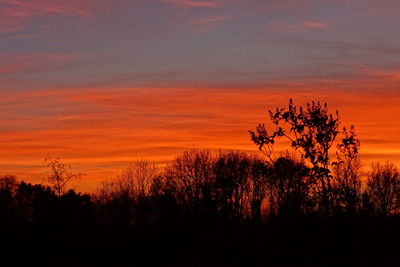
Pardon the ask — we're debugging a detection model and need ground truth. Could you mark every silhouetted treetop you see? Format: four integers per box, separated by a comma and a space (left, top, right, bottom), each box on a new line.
249, 99, 361, 215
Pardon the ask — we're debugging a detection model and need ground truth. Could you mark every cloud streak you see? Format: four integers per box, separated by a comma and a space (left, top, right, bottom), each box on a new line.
0, 0, 114, 34
188, 15, 232, 25
267, 21, 331, 33
159, 0, 220, 8
1, 0, 97, 17
0, 53, 85, 74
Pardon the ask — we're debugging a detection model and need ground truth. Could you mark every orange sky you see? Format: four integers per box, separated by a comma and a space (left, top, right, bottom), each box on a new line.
1, 79, 400, 192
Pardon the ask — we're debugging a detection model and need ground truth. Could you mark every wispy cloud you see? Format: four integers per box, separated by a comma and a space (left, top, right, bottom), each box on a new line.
0, 0, 109, 34
0, 53, 84, 74
359, 68, 400, 81
0, 18, 23, 33
159, 0, 220, 8
267, 21, 331, 33
1, 0, 96, 17
188, 15, 232, 25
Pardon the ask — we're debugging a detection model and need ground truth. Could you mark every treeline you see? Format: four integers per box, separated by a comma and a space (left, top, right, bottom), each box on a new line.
0, 175, 93, 224
1, 150, 400, 225
95, 150, 400, 224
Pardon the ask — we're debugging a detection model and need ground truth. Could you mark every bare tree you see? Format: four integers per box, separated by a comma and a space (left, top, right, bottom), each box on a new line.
214, 151, 252, 219
268, 156, 310, 217
247, 155, 270, 221
164, 150, 273, 220
98, 160, 159, 201
95, 161, 159, 224
164, 150, 215, 211
45, 157, 81, 197
332, 126, 362, 214
366, 162, 400, 216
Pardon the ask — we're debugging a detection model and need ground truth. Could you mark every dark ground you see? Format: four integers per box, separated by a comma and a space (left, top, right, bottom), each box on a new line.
2, 217, 400, 267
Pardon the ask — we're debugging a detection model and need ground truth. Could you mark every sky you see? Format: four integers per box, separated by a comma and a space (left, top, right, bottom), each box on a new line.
1, 0, 400, 191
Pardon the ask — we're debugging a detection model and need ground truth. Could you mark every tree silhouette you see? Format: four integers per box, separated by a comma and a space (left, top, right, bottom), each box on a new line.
98, 161, 158, 202
0, 176, 17, 223
96, 161, 159, 224
249, 99, 360, 215
214, 151, 252, 219
332, 126, 362, 214
366, 161, 400, 216
45, 157, 81, 197
269, 156, 310, 217
164, 150, 215, 212
247, 155, 270, 221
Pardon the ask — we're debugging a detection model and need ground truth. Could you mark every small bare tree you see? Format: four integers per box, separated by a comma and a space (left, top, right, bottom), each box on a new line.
45, 157, 81, 197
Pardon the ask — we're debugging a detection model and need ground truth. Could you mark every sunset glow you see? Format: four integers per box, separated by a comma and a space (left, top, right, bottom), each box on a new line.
1, 0, 400, 191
